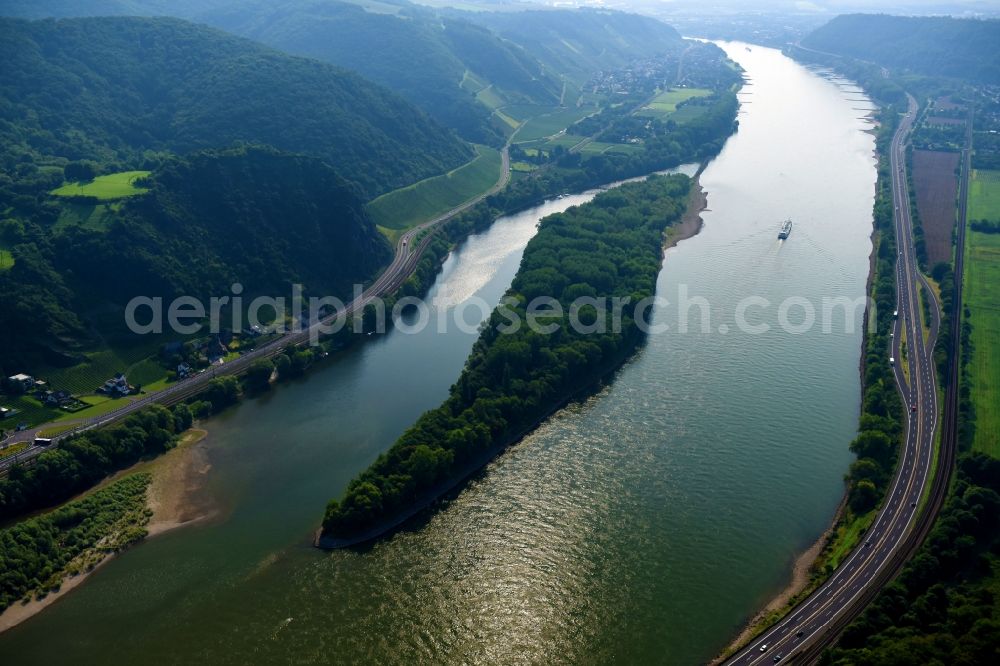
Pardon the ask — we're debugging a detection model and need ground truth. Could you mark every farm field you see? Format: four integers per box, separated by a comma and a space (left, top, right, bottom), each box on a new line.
51, 170, 151, 200
502, 103, 551, 122
476, 85, 505, 110
367, 145, 502, 230
969, 167, 1000, 219
964, 169, 1000, 456
638, 87, 712, 118
912, 149, 960, 266
670, 104, 710, 124
514, 105, 598, 142
39, 346, 166, 397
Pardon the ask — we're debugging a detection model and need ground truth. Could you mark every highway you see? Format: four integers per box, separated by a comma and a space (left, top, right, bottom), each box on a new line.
0, 146, 510, 472
724, 94, 944, 665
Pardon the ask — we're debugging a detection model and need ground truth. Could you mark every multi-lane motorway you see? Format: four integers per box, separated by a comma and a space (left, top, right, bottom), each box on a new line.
724, 95, 946, 665
0, 147, 510, 472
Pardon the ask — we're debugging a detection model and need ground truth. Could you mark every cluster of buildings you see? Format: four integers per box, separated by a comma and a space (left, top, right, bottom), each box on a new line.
1, 370, 136, 420
586, 56, 681, 97
162, 326, 266, 374
4, 373, 82, 410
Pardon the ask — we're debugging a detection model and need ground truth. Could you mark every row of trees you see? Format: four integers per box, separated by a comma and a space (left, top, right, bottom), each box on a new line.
970, 219, 1000, 234
322, 174, 691, 539
824, 453, 1000, 665
845, 108, 906, 516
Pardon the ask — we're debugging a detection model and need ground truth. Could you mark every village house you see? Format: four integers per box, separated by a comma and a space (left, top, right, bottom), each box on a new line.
6, 373, 34, 392
99, 373, 132, 397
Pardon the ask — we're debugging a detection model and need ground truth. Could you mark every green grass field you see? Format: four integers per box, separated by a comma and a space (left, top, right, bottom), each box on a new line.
669, 105, 710, 124
514, 106, 598, 142
502, 103, 551, 123
638, 88, 712, 119
459, 69, 487, 94
0, 247, 13, 271
965, 169, 1000, 456
542, 134, 587, 150
476, 86, 506, 110
53, 202, 117, 232
367, 145, 502, 230
493, 109, 519, 131
51, 170, 151, 200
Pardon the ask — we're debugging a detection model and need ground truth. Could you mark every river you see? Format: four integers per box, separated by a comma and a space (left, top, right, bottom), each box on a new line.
0, 43, 877, 665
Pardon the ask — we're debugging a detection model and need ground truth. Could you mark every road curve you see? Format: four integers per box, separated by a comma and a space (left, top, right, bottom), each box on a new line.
1, 147, 510, 472
723, 94, 942, 665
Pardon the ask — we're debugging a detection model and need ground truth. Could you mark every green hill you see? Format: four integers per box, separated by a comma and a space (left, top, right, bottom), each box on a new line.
0, 15, 471, 199
460, 8, 688, 84
802, 14, 1000, 85
0, 146, 392, 371
0, 1, 563, 146
198, 1, 562, 145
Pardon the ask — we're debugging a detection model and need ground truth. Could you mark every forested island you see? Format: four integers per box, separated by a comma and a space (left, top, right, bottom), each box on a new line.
320, 173, 693, 545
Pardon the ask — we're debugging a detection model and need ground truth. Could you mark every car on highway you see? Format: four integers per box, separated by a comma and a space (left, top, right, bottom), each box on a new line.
912, 404, 917, 412
796, 630, 804, 638
759, 644, 769, 653
773, 656, 783, 663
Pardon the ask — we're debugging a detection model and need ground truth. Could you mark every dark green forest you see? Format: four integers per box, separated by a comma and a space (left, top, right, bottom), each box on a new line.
199, 0, 560, 145
842, 107, 906, 518
803, 14, 1000, 85
322, 174, 691, 540
0, 146, 390, 370
0, 15, 470, 200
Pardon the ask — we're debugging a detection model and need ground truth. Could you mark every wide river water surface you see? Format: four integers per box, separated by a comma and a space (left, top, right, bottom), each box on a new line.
0, 43, 878, 665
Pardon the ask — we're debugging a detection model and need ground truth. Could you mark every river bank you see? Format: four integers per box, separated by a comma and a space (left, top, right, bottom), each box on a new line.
146, 428, 214, 536
711, 498, 845, 663
0, 44, 881, 665
319, 173, 710, 549
0, 429, 211, 634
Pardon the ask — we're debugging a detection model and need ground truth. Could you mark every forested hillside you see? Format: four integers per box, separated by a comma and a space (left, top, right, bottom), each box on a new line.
0, 15, 470, 199
802, 14, 1000, 85
460, 8, 687, 83
0, 146, 391, 370
198, 1, 561, 145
